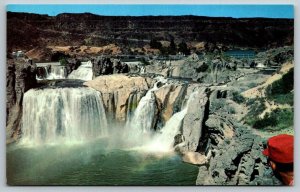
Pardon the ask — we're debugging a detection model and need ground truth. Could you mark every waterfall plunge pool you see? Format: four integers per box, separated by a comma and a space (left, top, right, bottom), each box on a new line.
7, 139, 198, 186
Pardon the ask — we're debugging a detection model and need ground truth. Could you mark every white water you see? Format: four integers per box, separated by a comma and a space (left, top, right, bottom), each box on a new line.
126, 83, 159, 134
123, 78, 168, 147
47, 65, 67, 79
148, 91, 198, 151
21, 87, 108, 145
36, 65, 67, 80
136, 91, 199, 153
68, 61, 93, 81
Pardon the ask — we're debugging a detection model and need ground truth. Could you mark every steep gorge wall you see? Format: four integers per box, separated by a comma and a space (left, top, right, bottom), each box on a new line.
6, 59, 37, 142
7, 12, 294, 52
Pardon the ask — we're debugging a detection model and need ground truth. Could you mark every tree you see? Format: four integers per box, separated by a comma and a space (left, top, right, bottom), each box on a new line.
168, 38, 177, 55
178, 41, 190, 55
150, 39, 162, 49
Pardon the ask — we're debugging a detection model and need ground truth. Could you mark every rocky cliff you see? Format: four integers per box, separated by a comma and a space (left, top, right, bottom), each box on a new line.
6, 59, 37, 142
84, 74, 153, 123
7, 12, 293, 55
83, 73, 281, 185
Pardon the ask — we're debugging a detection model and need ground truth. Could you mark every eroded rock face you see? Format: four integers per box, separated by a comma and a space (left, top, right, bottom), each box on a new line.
154, 84, 187, 124
92, 57, 129, 77
179, 86, 209, 152
84, 74, 152, 123
195, 108, 282, 185
6, 64, 16, 121
6, 59, 37, 141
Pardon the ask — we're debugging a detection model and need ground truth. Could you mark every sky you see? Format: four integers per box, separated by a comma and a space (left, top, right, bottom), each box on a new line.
6, 4, 294, 19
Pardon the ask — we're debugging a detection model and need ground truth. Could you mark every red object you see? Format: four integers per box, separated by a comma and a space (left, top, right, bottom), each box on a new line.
262, 134, 294, 163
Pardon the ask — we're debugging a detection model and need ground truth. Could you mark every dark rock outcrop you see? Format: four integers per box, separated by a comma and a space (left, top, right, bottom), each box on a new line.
6, 59, 37, 142
255, 46, 294, 67
194, 88, 282, 185
7, 12, 293, 53
92, 57, 129, 77
197, 118, 282, 185
113, 59, 129, 74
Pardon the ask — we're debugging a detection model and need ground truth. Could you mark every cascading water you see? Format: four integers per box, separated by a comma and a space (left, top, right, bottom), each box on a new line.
122, 77, 169, 147
142, 91, 199, 152
47, 65, 67, 79
21, 87, 108, 145
36, 64, 67, 80
68, 61, 93, 81
125, 84, 158, 137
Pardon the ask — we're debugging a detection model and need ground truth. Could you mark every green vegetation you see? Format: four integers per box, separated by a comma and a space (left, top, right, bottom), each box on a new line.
150, 38, 191, 56
253, 108, 293, 130
244, 98, 266, 126
59, 58, 68, 66
178, 41, 190, 55
232, 91, 246, 104
168, 38, 177, 55
210, 99, 236, 114
268, 93, 293, 106
244, 67, 294, 132
265, 68, 294, 106
266, 68, 293, 96
210, 99, 225, 114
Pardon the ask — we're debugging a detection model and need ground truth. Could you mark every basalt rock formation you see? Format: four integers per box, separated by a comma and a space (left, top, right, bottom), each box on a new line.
6, 59, 37, 142
194, 86, 282, 185
92, 56, 129, 77
7, 12, 293, 54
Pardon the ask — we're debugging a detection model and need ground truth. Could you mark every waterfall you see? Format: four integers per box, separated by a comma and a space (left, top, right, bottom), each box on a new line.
126, 84, 158, 134
143, 91, 199, 152
36, 65, 67, 80
21, 87, 108, 145
47, 65, 67, 79
68, 61, 93, 81
126, 93, 138, 123
36, 66, 50, 80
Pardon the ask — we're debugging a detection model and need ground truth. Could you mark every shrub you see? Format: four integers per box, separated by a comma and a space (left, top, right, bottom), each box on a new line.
253, 108, 293, 130
266, 68, 294, 96
268, 93, 294, 106
210, 99, 225, 114
59, 58, 68, 66
232, 91, 246, 104
253, 113, 277, 129
226, 105, 236, 114
244, 99, 266, 126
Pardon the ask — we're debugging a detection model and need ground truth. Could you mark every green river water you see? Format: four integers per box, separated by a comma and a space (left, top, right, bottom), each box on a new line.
7, 138, 198, 186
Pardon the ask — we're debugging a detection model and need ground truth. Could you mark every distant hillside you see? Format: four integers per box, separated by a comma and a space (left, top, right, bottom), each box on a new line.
7, 12, 294, 53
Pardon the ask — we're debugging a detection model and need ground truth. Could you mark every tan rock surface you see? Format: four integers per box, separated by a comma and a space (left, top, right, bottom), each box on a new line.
84, 74, 152, 122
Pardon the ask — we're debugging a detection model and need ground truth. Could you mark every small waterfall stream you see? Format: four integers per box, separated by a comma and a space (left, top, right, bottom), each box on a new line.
126, 84, 158, 133
68, 61, 93, 81
21, 87, 108, 145
144, 91, 199, 152
48, 66, 67, 79
36, 65, 67, 80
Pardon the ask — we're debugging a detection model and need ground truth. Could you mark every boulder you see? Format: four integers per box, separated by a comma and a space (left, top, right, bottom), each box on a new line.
182, 151, 208, 165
